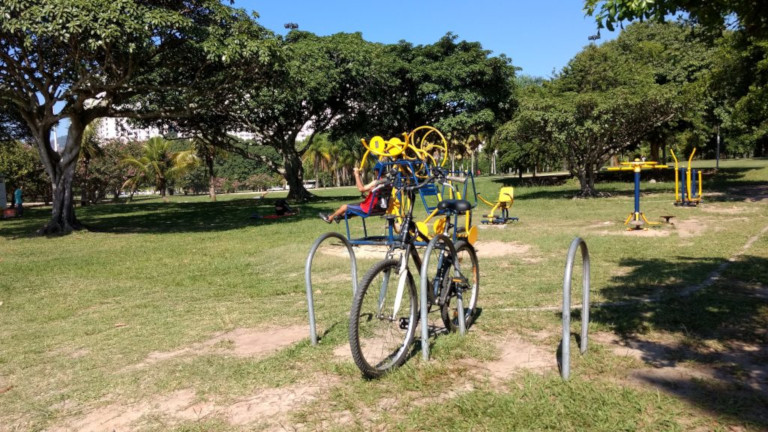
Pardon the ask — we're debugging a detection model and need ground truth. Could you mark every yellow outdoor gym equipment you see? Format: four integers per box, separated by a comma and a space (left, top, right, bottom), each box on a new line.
607, 159, 668, 230
354, 126, 475, 245
477, 187, 518, 224
359, 125, 448, 170
671, 149, 703, 206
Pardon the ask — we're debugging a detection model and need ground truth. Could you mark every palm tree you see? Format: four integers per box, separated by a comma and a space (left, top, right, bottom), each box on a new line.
121, 137, 199, 200
302, 135, 332, 188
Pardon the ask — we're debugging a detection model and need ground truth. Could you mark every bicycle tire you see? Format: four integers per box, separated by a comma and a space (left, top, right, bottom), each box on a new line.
440, 240, 479, 331
349, 259, 418, 378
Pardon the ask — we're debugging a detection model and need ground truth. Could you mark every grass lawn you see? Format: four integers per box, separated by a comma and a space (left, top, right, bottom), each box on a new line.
1, 158, 767, 431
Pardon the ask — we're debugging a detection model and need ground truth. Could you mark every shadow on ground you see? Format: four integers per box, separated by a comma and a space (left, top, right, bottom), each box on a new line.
0, 194, 365, 238
586, 253, 768, 428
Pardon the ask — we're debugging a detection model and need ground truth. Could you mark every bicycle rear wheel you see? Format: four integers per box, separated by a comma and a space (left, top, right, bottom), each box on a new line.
349, 259, 418, 378
440, 240, 479, 331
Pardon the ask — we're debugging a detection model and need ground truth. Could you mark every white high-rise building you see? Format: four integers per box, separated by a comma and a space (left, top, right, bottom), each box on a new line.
95, 117, 162, 142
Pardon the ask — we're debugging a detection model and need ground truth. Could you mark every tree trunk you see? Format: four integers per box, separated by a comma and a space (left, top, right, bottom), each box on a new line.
282, 147, 312, 201
650, 141, 660, 162
206, 154, 217, 202
575, 166, 599, 197
37, 120, 85, 235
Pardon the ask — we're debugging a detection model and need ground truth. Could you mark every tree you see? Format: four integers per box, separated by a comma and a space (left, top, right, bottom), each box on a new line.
76, 121, 104, 206
232, 31, 396, 201
495, 86, 563, 178
121, 137, 199, 199
497, 40, 679, 196
584, 0, 768, 38
709, 33, 768, 157
0, 0, 274, 234
0, 140, 50, 204
384, 35, 518, 148
80, 140, 142, 202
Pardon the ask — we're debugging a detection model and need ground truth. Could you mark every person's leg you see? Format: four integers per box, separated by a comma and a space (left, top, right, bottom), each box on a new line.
17, 203, 22, 216
320, 204, 349, 223
329, 204, 348, 220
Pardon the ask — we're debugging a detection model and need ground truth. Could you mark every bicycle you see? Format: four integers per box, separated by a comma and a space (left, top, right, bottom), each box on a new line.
348, 166, 479, 378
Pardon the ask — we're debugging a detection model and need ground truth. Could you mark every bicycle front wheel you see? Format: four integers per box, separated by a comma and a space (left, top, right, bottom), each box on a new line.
349, 259, 418, 378
441, 240, 480, 331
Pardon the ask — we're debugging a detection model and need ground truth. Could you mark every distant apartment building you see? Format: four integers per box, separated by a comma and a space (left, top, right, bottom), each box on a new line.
93, 117, 259, 143
95, 117, 162, 142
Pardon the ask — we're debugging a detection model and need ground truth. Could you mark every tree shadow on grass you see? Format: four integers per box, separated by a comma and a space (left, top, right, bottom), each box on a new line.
587, 254, 768, 428
0, 194, 367, 238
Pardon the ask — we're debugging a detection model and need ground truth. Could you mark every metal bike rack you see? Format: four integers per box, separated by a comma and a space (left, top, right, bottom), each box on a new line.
305, 232, 358, 345
419, 234, 466, 361
560, 237, 590, 380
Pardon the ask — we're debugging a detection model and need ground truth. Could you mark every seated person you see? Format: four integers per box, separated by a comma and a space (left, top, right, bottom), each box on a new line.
274, 199, 296, 216
319, 163, 388, 223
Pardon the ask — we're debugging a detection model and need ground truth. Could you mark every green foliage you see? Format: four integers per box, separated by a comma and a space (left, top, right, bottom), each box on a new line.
584, 0, 768, 38
495, 86, 563, 176
0, 140, 49, 202
121, 137, 199, 197
76, 140, 143, 201
383, 34, 518, 139
709, 33, 768, 156
584, 1, 768, 157
0, 0, 275, 233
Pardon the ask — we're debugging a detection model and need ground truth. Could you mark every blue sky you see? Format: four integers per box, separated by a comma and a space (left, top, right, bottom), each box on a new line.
237, 0, 618, 78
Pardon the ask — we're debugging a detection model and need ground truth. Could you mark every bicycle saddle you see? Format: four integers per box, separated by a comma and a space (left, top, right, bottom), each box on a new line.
437, 199, 472, 213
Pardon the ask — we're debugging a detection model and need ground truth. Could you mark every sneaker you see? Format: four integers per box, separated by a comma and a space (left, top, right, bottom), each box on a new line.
319, 212, 332, 224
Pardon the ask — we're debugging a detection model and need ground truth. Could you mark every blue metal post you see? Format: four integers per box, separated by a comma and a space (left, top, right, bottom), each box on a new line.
634, 169, 641, 214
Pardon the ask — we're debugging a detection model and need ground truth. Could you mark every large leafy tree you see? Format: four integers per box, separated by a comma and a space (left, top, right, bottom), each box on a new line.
172, 31, 394, 201
238, 31, 394, 201
584, 0, 768, 38
383, 34, 518, 147
611, 22, 718, 160
584, 1, 768, 157
498, 40, 679, 196
495, 86, 563, 178
709, 32, 768, 156
0, 0, 273, 234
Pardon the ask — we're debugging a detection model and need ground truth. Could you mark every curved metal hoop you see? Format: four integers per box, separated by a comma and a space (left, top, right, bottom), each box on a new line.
560, 237, 590, 380
305, 232, 358, 345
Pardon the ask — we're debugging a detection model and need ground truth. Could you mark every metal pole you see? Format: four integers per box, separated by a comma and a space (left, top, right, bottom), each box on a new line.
419, 234, 458, 361
561, 237, 590, 381
633, 169, 641, 214
716, 125, 721, 171
305, 232, 358, 345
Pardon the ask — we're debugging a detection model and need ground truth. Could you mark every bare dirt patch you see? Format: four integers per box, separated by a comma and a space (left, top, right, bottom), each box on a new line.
593, 331, 768, 395
320, 244, 388, 260
473, 240, 533, 258
52, 380, 338, 432
675, 218, 708, 238
131, 325, 307, 369
465, 334, 555, 383
594, 228, 671, 237
700, 205, 753, 215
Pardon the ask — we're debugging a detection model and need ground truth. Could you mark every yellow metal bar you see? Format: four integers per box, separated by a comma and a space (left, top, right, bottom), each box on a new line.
697, 170, 702, 201
477, 194, 495, 207
671, 150, 680, 202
